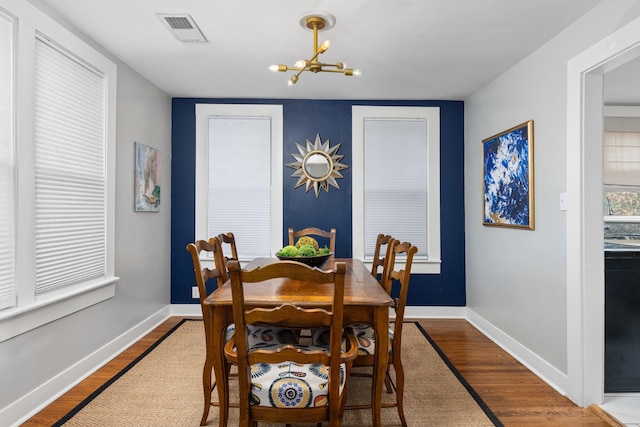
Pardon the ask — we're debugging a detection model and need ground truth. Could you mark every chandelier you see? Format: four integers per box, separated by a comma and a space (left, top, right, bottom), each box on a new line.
269, 12, 361, 86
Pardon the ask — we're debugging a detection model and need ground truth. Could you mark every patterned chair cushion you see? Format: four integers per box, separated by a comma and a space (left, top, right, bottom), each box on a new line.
226, 324, 299, 349
312, 323, 393, 355
248, 351, 347, 408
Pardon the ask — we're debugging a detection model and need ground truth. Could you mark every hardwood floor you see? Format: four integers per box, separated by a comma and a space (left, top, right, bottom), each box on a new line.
22, 317, 618, 426
418, 319, 618, 427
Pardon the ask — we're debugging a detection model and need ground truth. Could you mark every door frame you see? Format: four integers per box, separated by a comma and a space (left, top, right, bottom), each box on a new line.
566, 15, 640, 406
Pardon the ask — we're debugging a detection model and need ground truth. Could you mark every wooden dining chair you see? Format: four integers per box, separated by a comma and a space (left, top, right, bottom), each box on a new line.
288, 226, 336, 254
313, 240, 417, 427
186, 238, 298, 425
186, 238, 233, 425
224, 260, 358, 427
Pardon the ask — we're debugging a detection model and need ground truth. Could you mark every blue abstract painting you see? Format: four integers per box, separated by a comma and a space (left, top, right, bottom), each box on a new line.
483, 121, 534, 229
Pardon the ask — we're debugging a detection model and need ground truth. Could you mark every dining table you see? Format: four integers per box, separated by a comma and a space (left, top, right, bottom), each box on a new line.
201, 256, 394, 427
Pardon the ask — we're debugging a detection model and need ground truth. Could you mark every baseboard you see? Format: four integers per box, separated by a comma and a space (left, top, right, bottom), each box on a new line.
5, 306, 171, 427
170, 304, 202, 317
466, 308, 569, 396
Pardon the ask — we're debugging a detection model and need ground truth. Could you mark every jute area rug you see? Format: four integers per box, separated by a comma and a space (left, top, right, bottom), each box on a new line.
55, 319, 501, 426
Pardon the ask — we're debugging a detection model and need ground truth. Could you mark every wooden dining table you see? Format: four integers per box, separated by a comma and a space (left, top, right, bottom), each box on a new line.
202, 257, 394, 427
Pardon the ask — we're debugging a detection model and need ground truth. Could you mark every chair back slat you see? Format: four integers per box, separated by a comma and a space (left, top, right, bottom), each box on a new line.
371, 234, 393, 279
245, 305, 332, 329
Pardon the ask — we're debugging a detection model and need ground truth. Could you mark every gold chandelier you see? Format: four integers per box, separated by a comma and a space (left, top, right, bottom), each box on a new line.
269, 12, 361, 86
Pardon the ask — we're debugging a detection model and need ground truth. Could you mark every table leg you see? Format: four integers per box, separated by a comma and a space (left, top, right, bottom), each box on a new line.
372, 307, 389, 427
207, 307, 229, 427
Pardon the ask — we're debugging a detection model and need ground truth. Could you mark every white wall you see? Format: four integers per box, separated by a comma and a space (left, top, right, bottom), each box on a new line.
0, 2, 172, 425
465, 0, 640, 397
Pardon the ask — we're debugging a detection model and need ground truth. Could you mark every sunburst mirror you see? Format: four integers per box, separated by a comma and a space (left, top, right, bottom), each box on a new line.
286, 134, 349, 198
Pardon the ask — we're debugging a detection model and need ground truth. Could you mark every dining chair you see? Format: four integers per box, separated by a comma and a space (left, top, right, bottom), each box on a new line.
186, 238, 234, 425
186, 238, 298, 425
313, 239, 417, 427
224, 259, 359, 427
288, 226, 336, 254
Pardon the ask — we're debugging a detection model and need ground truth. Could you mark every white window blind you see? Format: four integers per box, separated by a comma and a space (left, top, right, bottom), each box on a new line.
208, 116, 271, 258
0, 11, 14, 310
363, 118, 428, 258
604, 131, 640, 187
33, 38, 106, 295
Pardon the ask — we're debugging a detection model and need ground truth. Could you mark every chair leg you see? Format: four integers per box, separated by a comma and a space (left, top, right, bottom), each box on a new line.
393, 353, 407, 427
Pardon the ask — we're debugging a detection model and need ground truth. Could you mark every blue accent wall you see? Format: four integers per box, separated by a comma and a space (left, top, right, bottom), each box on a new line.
171, 98, 465, 307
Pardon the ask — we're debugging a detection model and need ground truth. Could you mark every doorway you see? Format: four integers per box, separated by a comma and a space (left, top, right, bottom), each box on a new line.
567, 15, 640, 407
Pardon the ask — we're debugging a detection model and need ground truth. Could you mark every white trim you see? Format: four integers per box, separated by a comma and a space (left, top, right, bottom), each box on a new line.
0, 279, 117, 342
566, 14, 640, 407
3, 307, 170, 427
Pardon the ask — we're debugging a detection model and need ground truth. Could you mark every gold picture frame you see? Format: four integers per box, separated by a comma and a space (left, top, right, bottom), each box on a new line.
482, 120, 534, 229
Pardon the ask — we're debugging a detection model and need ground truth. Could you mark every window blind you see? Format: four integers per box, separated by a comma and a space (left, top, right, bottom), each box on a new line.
34, 38, 106, 295
363, 118, 428, 258
208, 116, 271, 259
0, 11, 14, 310
604, 131, 640, 187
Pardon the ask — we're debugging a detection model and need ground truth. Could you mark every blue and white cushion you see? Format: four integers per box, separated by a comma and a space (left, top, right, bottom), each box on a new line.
312, 323, 393, 355
248, 350, 346, 408
226, 324, 299, 348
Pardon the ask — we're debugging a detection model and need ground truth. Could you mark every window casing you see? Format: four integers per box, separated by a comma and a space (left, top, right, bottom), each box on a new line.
0, 0, 117, 342
352, 106, 441, 274
195, 104, 283, 260
0, 8, 14, 311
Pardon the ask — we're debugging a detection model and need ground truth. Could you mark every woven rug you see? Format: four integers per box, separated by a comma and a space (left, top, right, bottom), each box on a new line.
55, 319, 502, 426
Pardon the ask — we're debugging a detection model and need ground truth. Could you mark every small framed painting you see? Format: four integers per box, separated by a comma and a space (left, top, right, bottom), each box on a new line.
134, 142, 161, 212
482, 120, 534, 229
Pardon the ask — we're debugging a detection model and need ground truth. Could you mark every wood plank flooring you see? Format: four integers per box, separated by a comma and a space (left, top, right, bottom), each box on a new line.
22, 317, 618, 426
418, 319, 619, 427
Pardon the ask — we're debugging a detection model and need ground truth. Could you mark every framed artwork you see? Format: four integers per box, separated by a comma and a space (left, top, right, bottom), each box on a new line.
134, 142, 161, 212
482, 120, 534, 229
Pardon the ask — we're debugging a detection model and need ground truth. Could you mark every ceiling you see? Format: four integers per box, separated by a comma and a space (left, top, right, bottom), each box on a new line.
34, 0, 611, 101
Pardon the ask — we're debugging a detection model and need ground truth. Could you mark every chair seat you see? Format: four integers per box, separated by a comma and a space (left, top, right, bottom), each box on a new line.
312, 323, 393, 355
226, 324, 299, 348
249, 357, 347, 408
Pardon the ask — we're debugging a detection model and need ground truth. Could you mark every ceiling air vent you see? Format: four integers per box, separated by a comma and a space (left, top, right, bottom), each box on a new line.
156, 13, 207, 43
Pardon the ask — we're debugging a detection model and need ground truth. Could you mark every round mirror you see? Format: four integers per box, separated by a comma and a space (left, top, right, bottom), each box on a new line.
302, 151, 332, 181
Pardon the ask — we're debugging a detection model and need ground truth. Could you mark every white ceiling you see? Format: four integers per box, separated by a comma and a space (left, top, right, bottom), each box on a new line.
34, 0, 613, 101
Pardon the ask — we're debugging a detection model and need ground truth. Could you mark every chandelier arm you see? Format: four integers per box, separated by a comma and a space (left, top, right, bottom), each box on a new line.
318, 69, 353, 74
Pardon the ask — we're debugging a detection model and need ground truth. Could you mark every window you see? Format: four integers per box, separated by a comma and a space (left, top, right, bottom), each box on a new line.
603, 110, 640, 222
352, 106, 441, 274
195, 104, 283, 259
603, 131, 640, 217
0, 1, 117, 342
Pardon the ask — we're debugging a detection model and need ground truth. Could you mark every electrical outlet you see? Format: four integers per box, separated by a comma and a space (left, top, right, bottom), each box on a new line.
192, 286, 199, 298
